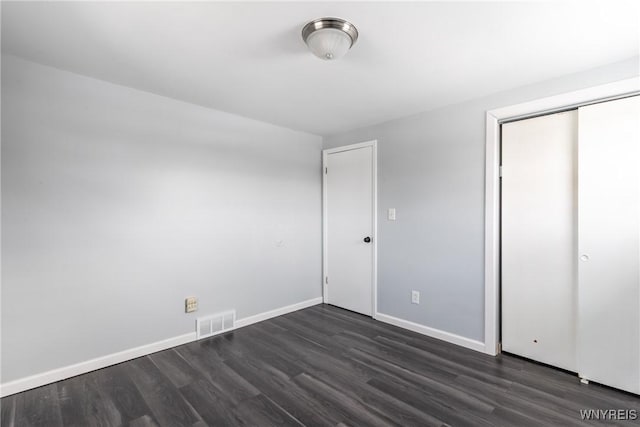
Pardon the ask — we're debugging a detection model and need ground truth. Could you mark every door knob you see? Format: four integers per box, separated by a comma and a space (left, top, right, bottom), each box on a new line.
363, 236, 371, 243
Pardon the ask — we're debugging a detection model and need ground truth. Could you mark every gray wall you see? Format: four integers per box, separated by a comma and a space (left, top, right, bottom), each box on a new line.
1, 55, 322, 382
324, 57, 640, 342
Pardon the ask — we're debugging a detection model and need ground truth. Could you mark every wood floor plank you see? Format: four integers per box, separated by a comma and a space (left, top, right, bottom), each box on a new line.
0, 394, 16, 427
311, 304, 442, 345
123, 357, 202, 427
13, 383, 64, 427
292, 372, 396, 427
269, 315, 348, 355
367, 375, 494, 427
489, 406, 550, 427
148, 349, 201, 388
92, 363, 157, 424
347, 348, 496, 415
454, 374, 638, 427
129, 414, 160, 427
294, 351, 443, 427
345, 341, 461, 387
179, 379, 243, 427
299, 307, 381, 339
233, 394, 303, 427
223, 354, 339, 427
247, 322, 320, 361
282, 309, 345, 336
58, 372, 123, 427
2, 304, 638, 427
231, 328, 305, 379
197, 333, 244, 361
175, 342, 260, 405
178, 340, 224, 364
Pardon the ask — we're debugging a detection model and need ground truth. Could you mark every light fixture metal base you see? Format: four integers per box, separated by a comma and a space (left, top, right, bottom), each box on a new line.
301, 17, 359, 47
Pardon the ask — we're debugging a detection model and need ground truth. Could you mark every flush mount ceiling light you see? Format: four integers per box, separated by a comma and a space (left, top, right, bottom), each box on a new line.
301, 17, 358, 61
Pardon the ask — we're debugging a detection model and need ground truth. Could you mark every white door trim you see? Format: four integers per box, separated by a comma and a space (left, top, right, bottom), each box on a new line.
323, 140, 378, 318
484, 77, 640, 356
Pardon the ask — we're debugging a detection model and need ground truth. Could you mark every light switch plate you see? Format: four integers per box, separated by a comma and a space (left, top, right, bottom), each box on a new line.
388, 208, 396, 221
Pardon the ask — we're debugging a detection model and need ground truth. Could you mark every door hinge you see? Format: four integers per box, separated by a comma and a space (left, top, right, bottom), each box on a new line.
499, 165, 503, 178
325, 167, 328, 174
325, 276, 328, 284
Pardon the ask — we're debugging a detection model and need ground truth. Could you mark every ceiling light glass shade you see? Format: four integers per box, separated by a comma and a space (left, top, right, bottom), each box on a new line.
302, 18, 358, 61
305, 28, 351, 60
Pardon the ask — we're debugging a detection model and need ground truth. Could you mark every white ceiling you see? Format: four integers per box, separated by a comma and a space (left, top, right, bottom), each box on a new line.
2, 1, 639, 136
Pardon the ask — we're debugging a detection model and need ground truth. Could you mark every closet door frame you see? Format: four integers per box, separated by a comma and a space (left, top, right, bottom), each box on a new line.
482, 77, 640, 356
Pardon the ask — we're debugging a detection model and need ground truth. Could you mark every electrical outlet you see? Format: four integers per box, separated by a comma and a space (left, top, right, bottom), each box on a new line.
388, 208, 396, 221
185, 297, 198, 313
411, 290, 420, 304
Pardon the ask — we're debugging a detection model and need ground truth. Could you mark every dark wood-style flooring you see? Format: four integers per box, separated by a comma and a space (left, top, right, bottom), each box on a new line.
2, 304, 639, 426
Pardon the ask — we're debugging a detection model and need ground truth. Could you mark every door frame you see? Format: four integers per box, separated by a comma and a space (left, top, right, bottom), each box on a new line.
322, 140, 378, 317
484, 77, 640, 356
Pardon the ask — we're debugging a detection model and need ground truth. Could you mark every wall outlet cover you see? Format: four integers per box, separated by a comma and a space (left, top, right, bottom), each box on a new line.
185, 297, 198, 313
411, 290, 420, 304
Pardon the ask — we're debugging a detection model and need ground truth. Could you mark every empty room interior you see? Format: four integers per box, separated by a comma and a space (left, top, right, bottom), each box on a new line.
1, 1, 640, 426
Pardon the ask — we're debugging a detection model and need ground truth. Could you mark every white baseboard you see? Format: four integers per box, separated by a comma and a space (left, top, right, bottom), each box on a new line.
375, 312, 486, 353
0, 296, 323, 397
0, 332, 197, 398
235, 297, 323, 329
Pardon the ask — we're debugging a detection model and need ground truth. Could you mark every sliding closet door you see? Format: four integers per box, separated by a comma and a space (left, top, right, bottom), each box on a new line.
501, 110, 578, 371
577, 95, 640, 394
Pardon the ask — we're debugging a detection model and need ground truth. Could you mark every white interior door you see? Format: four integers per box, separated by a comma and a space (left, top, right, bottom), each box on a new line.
501, 110, 578, 371
324, 144, 374, 316
577, 95, 640, 394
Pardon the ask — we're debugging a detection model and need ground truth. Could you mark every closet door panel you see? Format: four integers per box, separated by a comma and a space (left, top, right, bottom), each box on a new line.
501, 110, 578, 371
578, 95, 640, 394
